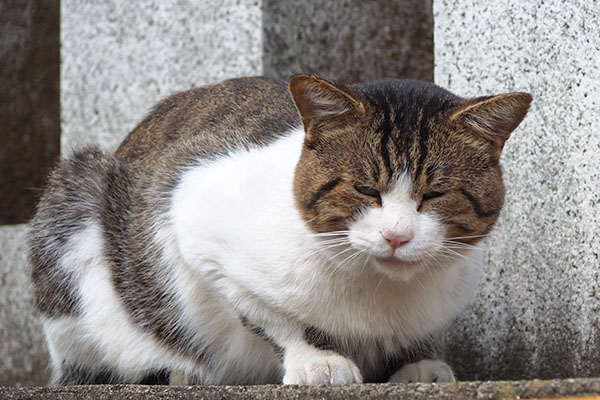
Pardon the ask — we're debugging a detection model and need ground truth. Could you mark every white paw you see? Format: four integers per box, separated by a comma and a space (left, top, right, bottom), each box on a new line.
389, 359, 456, 383
283, 351, 363, 385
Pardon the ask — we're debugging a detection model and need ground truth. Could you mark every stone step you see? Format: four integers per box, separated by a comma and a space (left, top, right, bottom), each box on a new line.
2, 379, 600, 400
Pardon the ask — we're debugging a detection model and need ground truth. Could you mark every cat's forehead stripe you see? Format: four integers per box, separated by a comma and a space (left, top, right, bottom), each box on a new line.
377, 101, 393, 181
413, 108, 431, 183
369, 92, 433, 187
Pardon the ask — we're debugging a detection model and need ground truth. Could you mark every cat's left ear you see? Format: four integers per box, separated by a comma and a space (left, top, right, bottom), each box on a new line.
289, 74, 365, 143
450, 92, 532, 152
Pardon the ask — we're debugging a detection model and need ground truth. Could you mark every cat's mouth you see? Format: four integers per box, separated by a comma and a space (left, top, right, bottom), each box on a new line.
372, 255, 426, 282
374, 255, 422, 268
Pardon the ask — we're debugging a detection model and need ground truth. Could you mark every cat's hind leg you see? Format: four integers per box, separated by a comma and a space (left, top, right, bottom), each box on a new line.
43, 316, 123, 385
45, 316, 172, 385
56, 363, 125, 385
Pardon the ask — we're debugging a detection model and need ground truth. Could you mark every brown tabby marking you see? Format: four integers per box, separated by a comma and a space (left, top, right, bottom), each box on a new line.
116, 77, 299, 174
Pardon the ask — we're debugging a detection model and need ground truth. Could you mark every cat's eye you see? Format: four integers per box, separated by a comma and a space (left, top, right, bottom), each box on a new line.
354, 185, 380, 198
422, 191, 445, 202
418, 191, 445, 212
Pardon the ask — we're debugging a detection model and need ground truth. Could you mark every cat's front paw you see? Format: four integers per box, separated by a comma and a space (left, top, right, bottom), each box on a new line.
283, 350, 362, 385
389, 359, 455, 383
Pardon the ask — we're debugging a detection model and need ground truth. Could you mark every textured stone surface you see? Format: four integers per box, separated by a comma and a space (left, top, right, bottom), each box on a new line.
2, 379, 600, 399
60, 0, 263, 153
435, 0, 600, 380
262, 0, 433, 82
0, 225, 50, 386
0, 0, 60, 224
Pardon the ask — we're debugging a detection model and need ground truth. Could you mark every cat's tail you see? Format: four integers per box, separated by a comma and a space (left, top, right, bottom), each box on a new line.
28, 147, 127, 317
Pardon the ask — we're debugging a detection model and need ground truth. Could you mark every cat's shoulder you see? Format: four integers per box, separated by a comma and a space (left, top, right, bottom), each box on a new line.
116, 76, 300, 171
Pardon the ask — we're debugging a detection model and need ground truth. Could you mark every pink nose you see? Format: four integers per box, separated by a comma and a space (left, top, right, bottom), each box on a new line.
382, 229, 414, 249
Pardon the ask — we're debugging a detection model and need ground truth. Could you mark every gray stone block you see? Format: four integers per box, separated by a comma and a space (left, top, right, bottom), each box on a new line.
262, 0, 433, 82
435, 0, 600, 380
0, 225, 50, 386
60, 0, 263, 153
0, 0, 59, 224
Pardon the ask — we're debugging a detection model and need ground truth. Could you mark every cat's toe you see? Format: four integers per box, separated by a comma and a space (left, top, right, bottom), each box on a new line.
283, 352, 362, 385
389, 359, 455, 383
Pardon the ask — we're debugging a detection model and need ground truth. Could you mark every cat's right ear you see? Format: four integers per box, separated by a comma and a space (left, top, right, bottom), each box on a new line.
289, 74, 365, 143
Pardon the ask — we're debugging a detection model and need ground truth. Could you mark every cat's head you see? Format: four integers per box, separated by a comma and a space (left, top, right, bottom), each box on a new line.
290, 74, 531, 281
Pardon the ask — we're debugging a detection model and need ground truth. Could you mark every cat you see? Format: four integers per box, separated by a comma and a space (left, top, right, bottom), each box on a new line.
29, 74, 531, 385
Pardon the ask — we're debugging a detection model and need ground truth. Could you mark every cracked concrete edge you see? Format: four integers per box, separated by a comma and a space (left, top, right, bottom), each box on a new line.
1, 379, 600, 400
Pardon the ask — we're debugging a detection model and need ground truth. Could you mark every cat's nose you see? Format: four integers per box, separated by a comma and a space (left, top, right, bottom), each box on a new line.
382, 229, 413, 249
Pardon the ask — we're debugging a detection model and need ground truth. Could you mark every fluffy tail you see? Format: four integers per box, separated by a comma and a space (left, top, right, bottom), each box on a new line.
28, 147, 127, 317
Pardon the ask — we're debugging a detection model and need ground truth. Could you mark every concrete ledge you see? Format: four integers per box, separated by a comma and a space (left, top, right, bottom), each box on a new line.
2, 379, 600, 400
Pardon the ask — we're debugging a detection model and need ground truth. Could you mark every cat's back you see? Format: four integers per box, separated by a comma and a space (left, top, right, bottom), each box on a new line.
116, 76, 300, 172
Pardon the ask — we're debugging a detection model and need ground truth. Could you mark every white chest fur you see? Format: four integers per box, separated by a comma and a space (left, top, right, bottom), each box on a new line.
168, 127, 482, 347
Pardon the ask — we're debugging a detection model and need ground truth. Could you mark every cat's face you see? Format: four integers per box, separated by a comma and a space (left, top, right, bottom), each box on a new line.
290, 75, 531, 281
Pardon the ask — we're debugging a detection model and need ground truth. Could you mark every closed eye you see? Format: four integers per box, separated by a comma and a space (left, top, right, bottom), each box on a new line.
354, 185, 382, 205
422, 191, 445, 202
418, 191, 445, 212
354, 185, 380, 197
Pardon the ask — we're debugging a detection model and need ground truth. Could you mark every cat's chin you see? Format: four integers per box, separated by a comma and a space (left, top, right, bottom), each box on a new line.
373, 256, 425, 282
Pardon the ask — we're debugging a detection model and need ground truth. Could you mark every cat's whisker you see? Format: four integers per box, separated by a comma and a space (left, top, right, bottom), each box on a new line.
445, 234, 490, 241
435, 175, 475, 184
307, 237, 352, 252
428, 242, 477, 265
330, 248, 364, 275
313, 237, 352, 246
332, 248, 360, 268
352, 257, 370, 284
373, 274, 386, 293
423, 250, 445, 271
301, 242, 350, 260
339, 251, 365, 273
436, 247, 479, 264
412, 269, 427, 291
441, 241, 481, 251
308, 242, 348, 253
307, 230, 351, 238
322, 246, 356, 266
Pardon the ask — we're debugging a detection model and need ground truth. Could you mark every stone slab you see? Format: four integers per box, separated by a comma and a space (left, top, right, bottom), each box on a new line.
0, 225, 50, 386
60, 0, 263, 153
2, 379, 600, 399
262, 0, 433, 82
0, 0, 60, 224
434, 0, 600, 380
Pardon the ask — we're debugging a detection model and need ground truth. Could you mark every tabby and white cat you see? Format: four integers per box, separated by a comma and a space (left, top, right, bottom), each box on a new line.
29, 75, 531, 385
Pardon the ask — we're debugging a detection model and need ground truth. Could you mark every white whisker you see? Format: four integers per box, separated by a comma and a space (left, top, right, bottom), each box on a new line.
445, 234, 489, 241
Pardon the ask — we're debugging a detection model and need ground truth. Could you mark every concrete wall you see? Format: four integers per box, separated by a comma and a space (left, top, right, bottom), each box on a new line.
435, 0, 600, 381
60, 0, 264, 153
262, 0, 433, 82
1, 0, 433, 386
0, 0, 60, 225
0, 226, 49, 386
